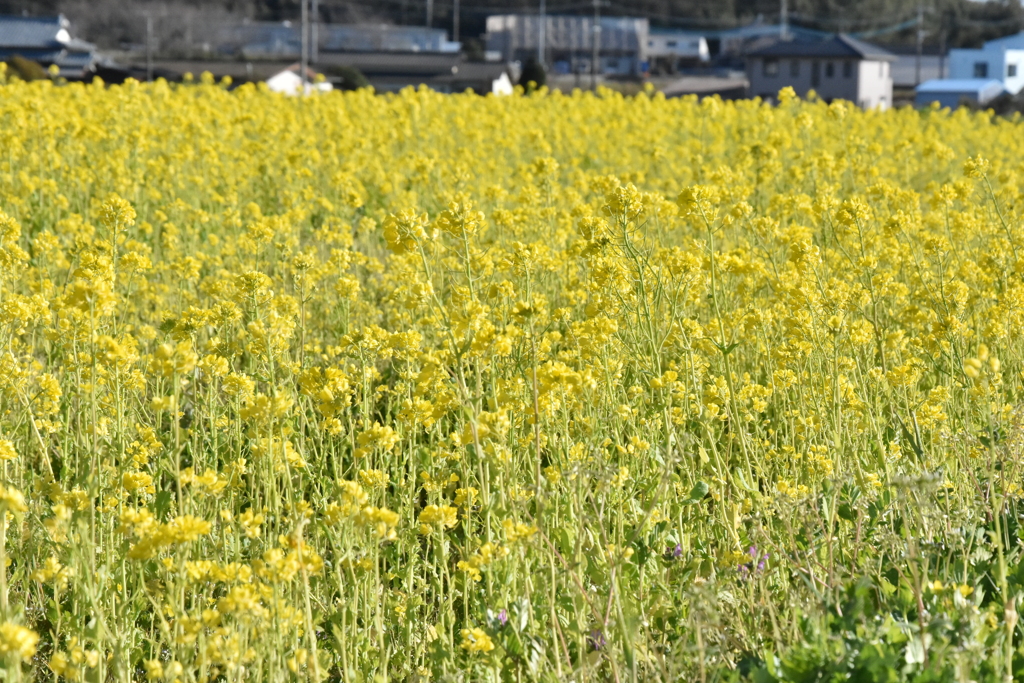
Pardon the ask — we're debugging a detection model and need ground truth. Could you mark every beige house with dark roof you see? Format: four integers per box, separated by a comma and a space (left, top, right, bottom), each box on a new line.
746, 34, 896, 109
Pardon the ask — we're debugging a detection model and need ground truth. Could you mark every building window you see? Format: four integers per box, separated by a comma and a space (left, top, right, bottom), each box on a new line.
974, 62, 988, 78
811, 60, 820, 87
790, 59, 799, 76
1009, 63, 1018, 77
763, 58, 779, 77
825, 62, 834, 78
667, 40, 677, 47
843, 60, 852, 78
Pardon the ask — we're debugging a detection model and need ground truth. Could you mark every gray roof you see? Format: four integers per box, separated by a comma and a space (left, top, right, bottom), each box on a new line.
0, 14, 98, 76
0, 15, 66, 48
747, 34, 896, 61
0, 14, 95, 52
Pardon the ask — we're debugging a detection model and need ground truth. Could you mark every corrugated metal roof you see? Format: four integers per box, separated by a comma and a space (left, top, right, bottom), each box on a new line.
0, 15, 68, 49
0, 14, 98, 75
916, 78, 1003, 94
747, 34, 896, 61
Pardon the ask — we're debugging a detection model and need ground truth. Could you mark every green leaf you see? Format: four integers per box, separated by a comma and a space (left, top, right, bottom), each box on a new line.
684, 481, 710, 504
153, 490, 174, 521
762, 648, 780, 678
838, 503, 857, 523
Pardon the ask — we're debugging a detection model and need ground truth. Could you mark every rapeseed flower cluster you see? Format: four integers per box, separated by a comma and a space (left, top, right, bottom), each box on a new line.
1, 75, 1024, 680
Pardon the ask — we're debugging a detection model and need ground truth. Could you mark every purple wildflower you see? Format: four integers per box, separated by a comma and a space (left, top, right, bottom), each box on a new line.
736, 545, 769, 578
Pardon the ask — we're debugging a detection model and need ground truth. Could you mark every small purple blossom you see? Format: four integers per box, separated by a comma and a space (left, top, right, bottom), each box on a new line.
588, 629, 606, 651
739, 545, 769, 576
668, 544, 682, 559
497, 609, 508, 627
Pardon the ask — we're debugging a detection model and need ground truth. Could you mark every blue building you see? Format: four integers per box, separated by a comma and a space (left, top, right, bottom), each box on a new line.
948, 31, 1024, 95
0, 15, 98, 78
914, 79, 1005, 108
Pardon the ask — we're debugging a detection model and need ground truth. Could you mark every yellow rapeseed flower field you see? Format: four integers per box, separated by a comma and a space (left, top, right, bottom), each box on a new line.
2, 77, 1024, 681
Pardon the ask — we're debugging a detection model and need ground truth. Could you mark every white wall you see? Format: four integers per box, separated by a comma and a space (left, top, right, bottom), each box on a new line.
857, 60, 892, 109
1004, 49, 1024, 93
647, 35, 708, 60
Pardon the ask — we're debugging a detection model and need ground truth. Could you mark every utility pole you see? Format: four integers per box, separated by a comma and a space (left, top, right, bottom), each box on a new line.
538, 0, 546, 67
454, 0, 460, 42
591, 0, 601, 90
915, 2, 924, 87
780, 0, 788, 40
426, 0, 433, 28
311, 0, 319, 64
146, 15, 153, 82
301, 0, 309, 90
938, 13, 946, 79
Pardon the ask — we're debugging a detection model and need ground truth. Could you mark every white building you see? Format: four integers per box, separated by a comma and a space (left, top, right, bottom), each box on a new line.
948, 32, 1024, 95
491, 71, 513, 95
746, 34, 895, 109
265, 65, 333, 95
647, 31, 709, 73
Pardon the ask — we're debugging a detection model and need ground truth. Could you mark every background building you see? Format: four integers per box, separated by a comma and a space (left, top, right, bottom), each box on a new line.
888, 47, 948, 89
746, 34, 895, 108
485, 14, 649, 77
219, 22, 460, 58
0, 14, 98, 78
677, 23, 828, 67
948, 31, 1024, 94
646, 30, 708, 74
914, 78, 1004, 107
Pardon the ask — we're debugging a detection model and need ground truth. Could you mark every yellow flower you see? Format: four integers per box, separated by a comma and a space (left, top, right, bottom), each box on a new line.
0, 439, 16, 461
144, 659, 164, 681
0, 622, 39, 662
354, 422, 400, 458
459, 627, 495, 654
963, 155, 990, 179
99, 193, 136, 231
382, 209, 429, 254
417, 505, 458, 534
502, 519, 538, 544
0, 485, 27, 513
